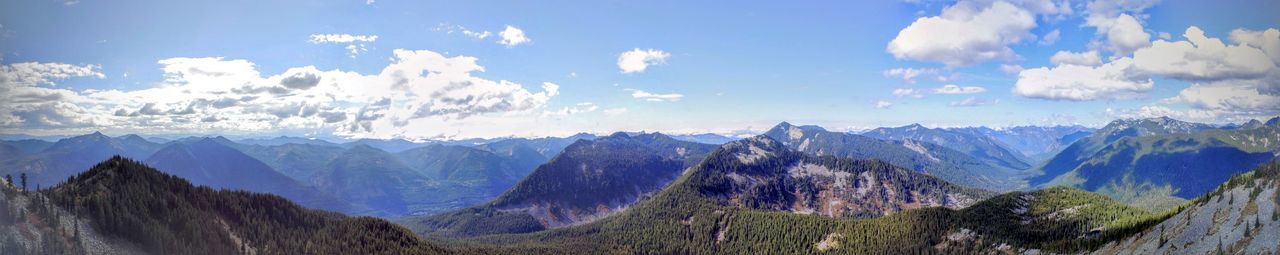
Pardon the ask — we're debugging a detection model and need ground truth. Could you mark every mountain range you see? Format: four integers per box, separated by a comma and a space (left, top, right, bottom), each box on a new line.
2, 116, 1278, 254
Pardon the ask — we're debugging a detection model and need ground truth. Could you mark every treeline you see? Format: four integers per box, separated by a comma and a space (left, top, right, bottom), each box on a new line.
41, 156, 451, 255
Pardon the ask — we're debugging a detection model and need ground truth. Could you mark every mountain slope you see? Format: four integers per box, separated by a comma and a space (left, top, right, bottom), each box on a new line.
145, 138, 359, 214
0, 132, 161, 187
311, 145, 439, 216
1031, 117, 1215, 186
1093, 162, 1280, 254
864, 123, 1032, 170
0, 139, 53, 154
1045, 122, 1280, 210
764, 122, 1025, 191
231, 142, 346, 182
410, 133, 714, 237
396, 144, 529, 191
443, 136, 1165, 254
34, 156, 450, 254
952, 125, 1096, 162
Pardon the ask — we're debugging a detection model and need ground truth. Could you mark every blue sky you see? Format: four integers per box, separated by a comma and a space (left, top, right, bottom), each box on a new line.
1, 0, 1277, 139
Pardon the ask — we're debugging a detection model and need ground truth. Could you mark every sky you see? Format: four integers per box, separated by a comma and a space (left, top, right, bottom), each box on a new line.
0, 0, 1277, 140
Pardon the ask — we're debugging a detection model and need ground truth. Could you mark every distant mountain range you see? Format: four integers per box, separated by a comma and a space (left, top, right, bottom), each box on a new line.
1038, 117, 1280, 210
145, 138, 361, 214
864, 123, 1034, 170
951, 125, 1096, 162
765, 122, 1026, 191
411, 132, 714, 237
4, 117, 1278, 254
0, 157, 452, 254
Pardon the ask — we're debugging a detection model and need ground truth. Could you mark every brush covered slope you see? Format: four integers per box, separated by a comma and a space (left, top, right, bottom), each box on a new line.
864, 123, 1032, 170
144, 137, 361, 214
396, 144, 534, 196
764, 122, 1025, 191
1042, 117, 1280, 210
0, 132, 161, 187
24, 156, 451, 255
447, 136, 1166, 254
410, 133, 714, 237
1093, 162, 1280, 254
951, 125, 1096, 162
1032, 117, 1216, 186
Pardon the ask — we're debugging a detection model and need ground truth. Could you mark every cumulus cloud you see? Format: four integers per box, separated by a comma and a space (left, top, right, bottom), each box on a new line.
887, 0, 1066, 66
1083, 0, 1160, 56
1133, 26, 1275, 82
618, 48, 671, 74
628, 89, 684, 102
309, 34, 378, 58
0, 62, 104, 88
1104, 14, 1151, 56
1013, 57, 1153, 101
1050, 50, 1103, 66
874, 100, 893, 109
0, 50, 561, 137
932, 84, 986, 94
882, 67, 937, 84
498, 25, 531, 47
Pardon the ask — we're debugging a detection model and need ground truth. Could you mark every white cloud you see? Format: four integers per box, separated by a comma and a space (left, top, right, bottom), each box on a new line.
933, 84, 987, 94
874, 100, 893, 109
1165, 82, 1279, 115
882, 67, 937, 84
0, 50, 562, 138
308, 34, 378, 44
949, 97, 993, 107
463, 30, 492, 39
1013, 57, 1153, 101
1040, 29, 1061, 45
1050, 50, 1103, 66
498, 25, 531, 47
628, 89, 683, 102
1229, 28, 1280, 65
1104, 14, 1151, 57
617, 48, 671, 74
309, 34, 378, 58
543, 102, 599, 117
892, 88, 925, 98
1, 62, 104, 88
887, 0, 1066, 66
1133, 26, 1275, 82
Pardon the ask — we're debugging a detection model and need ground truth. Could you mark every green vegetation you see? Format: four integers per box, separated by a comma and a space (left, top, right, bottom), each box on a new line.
41, 156, 452, 255
428, 137, 1173, 254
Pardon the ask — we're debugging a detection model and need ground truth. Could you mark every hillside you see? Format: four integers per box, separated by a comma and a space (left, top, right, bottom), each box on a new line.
311, 145, 443, 216
410, 133, 712, 237
1093, 162, 1280, 254
952, 125, 1095, 162
442, 136, 1167, 254
864, 123, 1032, 170
0, 132, 162, 187
1031, 117, 1215, 186
144, 138, 360, 214
395, 144, 530, 192
14, 156, 452, 254
231, 142, 346, 182
764, 122, 1025, 191
1041, 118, 1279, 210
